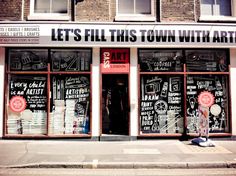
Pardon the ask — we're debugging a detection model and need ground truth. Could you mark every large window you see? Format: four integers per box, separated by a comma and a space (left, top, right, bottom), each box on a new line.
34, 0, 68, 13
116, 0, 155, 21
28, 0, 69, 20
5, 48, 92, 137
200, 0, 236, 21
139, 49, 230, 136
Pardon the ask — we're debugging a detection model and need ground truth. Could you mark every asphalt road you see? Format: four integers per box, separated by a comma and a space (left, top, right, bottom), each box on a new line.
0, 168, 236, 176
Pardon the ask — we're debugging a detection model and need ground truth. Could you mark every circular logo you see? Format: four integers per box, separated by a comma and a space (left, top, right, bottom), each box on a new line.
9, 96, 27, 112
210, 104, 222, 116
154, 100, 168, 114
198, 91, 215, 107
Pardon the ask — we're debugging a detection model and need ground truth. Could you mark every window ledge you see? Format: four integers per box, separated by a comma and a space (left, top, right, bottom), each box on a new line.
27, 14, 70, 21
115, 15, 156, 22
199, 15, 236, 22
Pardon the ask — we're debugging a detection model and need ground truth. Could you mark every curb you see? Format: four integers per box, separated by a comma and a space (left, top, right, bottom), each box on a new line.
1, 161, 236, 169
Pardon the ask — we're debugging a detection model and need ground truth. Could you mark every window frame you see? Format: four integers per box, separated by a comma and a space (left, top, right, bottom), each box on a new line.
115, 0, 156, 22
199, 0, 236, 22
28, 0, 70, 21
4, 48, 92, 138
138, 48, 231, 137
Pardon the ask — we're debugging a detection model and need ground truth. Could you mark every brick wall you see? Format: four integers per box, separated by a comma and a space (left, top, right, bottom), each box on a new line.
161, 0, 195, 22
0, 0, 22, 21
195, 0, 201, 21
24, 0, 30, 20
75, 0, 111, 22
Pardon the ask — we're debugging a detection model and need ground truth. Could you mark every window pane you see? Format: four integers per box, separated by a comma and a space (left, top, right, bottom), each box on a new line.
201, 0, 214, 15
187, 75, 229, 133
215, 0, 231, 16
140, 75, 184, 134
50, 75, 90, 134
51, 49, 91, 72
7, 76, 47, 135
136, 0, 151, 14
118, 0, 134, 14
34, 0, 50, 13
9, 49, 48, 71
186, 50, 228, 72
139, 49, 183, 72
52, 0, 68, 13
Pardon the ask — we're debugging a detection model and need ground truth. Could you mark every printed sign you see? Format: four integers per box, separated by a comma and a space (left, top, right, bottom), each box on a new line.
2, 24, 236, 47
100, 48, 130, 73
9, 96, 27, 112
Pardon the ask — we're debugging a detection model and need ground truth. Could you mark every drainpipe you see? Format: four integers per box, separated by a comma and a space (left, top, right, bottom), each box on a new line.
71, 0, 75, 21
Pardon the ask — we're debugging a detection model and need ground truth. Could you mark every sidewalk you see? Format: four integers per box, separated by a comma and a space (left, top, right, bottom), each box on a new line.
0, 139, 236, 169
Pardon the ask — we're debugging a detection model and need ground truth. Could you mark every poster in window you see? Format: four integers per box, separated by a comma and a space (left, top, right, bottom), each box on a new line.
140, 75, 184, 134
9, 49, 48, 71
8, 76, 47, 135
139, 49, 183, 72
186, 50, 228, 72
51, 75, 90, 134
51, 49, 91, 72
186, 75, 229, 133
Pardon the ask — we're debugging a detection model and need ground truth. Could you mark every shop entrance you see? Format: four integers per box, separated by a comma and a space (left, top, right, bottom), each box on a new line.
102, 74, 129, 135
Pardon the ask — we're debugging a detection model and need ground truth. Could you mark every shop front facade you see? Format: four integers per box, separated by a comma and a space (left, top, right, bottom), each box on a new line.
0, 23, 236, 140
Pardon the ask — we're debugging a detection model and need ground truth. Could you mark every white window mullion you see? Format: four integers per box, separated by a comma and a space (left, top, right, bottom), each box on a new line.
50, 0, 53, 13
134, 0, 136, 14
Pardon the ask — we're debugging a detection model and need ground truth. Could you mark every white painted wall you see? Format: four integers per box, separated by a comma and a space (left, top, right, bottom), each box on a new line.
92, 48, 100, 137
0, 48, 5, 138
129, 48, 138, 137
230, 49, 236, 136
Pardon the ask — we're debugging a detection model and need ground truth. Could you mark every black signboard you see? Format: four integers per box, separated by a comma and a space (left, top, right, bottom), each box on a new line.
186, 50, 228, 72
51, 49, 91, 72
140, 75, 184, 134
9, 49, 48, 71
51, 75, 90, 133
9, 76, 47, 111
186, 75, 229, 133
139, 49, 183, 72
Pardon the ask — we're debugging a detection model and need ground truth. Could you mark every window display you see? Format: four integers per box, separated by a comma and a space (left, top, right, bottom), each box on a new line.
140, 75, 184, 134
139, 49, 230, 136
186, 75, 229, 133
6, 48, 92, 137
186, 50, 228, 72
51, 49, 91, 72
9, 49, 48, 71
8, 76, 47, 134
139, 49, 183, 72
50, 75, 90, 134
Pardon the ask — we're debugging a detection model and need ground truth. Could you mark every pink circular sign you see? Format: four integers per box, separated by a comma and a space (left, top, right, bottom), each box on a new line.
9, 96, 27, 112
198, 91, 215, 107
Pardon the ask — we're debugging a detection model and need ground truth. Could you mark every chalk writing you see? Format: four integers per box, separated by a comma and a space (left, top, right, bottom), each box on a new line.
9, 49, 48, 71
140, 75, 183, 134
51, 49, 91, 71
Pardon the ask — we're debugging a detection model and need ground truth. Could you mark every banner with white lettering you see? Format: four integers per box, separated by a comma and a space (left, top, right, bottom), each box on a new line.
1, 23, 236, 47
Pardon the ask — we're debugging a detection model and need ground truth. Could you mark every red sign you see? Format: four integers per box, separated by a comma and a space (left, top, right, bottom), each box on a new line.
100, 48, 130, 73
100, 64, 129, 73
9, 96, 27, 112
198, 91, 215, 107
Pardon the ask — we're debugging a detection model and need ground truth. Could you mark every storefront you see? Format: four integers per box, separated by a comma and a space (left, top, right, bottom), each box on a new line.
0, 23, 236, 139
